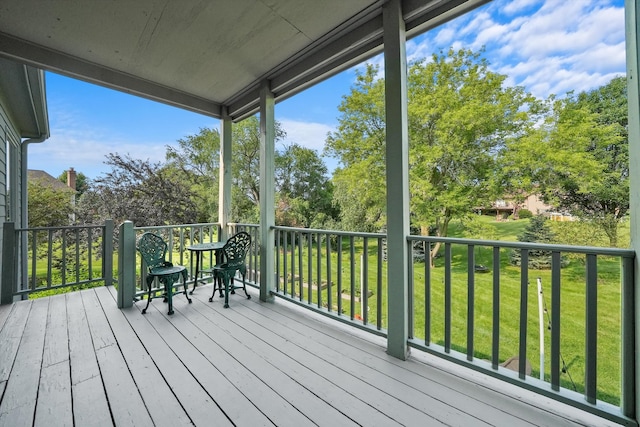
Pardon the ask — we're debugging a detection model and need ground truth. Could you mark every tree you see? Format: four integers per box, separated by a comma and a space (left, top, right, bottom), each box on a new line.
77, 153, 198, 227
28, 180, 74, 227
58, 170, 90, 199
531, 78, 627, 247
326, 48, 538, 261
509, 215, 561, 269
275, 143, 338, 228
166, 127, 220, 222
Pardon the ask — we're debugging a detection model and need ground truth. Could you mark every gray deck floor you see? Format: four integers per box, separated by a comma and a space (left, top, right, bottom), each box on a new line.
0, 284, 622, 426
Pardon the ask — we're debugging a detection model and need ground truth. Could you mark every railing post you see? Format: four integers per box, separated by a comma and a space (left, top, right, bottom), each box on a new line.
1, 222, 16, 304
625, 0, 640, 422
383, 0, 410, 360
103, 219, 114, 286
117, 221, 135, 308
622, 255, 636, 418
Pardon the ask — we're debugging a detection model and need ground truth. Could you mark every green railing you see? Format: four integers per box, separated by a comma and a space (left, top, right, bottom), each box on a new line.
270, 225, 635, 424
1, 220, 114, 303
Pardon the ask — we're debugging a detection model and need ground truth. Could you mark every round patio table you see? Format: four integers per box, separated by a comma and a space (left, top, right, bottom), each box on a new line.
187, 242, 226, 294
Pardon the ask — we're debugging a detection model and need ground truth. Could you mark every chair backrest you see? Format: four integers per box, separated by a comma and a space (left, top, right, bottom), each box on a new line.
223, 232, 251, 268
137, 232, 168, 270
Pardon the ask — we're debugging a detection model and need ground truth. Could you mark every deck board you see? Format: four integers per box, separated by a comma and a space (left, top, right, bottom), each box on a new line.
0, 285, 626, 427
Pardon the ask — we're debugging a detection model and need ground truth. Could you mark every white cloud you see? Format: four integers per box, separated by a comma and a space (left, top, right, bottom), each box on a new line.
279, 119, 335, 152
405, 0, 625, 99
28, 128, 169, 180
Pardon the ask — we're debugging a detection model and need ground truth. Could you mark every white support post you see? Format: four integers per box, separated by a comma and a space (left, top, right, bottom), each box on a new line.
384, 0, 410, 360
259, 80, 276, 303
219, 109, 232, 241
625, 0, 640, 420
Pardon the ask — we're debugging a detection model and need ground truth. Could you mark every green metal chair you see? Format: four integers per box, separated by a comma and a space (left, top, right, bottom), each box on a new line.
209, 231, 252, 308
137, 232, 191, 315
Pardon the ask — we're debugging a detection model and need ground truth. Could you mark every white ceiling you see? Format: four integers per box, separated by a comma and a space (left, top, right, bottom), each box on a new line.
0, 0, 489, 121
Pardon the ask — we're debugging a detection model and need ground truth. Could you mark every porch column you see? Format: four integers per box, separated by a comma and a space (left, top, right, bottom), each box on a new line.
383, 0, 410, 360
259, 80, 276, 302
625, 0, 640, 421
219, 109, 232, 241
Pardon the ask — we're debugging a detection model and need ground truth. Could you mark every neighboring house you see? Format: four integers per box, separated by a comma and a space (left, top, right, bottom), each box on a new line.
27, 168, 77, 223
481, 193, 554, 220
0, 57, 49, 296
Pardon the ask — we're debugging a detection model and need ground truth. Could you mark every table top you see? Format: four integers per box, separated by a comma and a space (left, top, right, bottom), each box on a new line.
187, 242, 226, 251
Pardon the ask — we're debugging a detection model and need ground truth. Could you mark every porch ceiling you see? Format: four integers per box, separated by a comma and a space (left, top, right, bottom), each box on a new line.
0, 0, 488, 121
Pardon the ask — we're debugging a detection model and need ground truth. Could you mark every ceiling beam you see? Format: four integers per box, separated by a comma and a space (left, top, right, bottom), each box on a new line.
0, 32, 223, 119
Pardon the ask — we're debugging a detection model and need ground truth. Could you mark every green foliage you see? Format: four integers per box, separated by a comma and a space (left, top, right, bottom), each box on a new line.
275, 143, 339, 227
58, 169, 89, 199
79, 153, 198, 227
28, 180, 74, 227
509, 215, 559, 269
534, 77, 628, 247
166, 127, 221, 222
518, 209, 533, 219
326, 48, 539, 246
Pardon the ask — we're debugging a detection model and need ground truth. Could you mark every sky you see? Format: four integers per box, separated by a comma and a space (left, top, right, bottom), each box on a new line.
29, 0, 626, 181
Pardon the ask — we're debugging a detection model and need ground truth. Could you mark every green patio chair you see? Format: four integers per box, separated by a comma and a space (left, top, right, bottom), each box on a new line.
209, 231, 252, 308
137, 232, 191, 315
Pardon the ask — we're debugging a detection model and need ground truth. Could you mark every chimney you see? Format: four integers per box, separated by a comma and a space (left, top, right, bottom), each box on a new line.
67, 167, 77, 190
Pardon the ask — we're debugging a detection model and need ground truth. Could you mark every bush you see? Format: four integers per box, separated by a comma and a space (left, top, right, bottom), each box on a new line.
518, 209, 533, 219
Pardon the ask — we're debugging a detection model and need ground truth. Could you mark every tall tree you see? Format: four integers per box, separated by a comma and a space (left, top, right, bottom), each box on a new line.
28, 180, 74, 227
275, 143, 338, 228
326, 48, 538, 261
534, 78, 627, 247
230, 116, 286, 222
166, 127, 220, 222
78, 153, 198, 227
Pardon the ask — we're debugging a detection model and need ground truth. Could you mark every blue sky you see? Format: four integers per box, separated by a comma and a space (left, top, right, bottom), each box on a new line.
29, 0, 625, 180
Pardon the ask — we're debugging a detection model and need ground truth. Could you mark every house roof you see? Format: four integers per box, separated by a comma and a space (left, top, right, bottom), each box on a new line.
27, 169, 75, 192
0, 0, 488, 122
0, 58, 49, 139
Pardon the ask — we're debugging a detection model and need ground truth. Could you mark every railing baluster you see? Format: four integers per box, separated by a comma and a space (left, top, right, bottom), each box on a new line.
551, 251, 561, 391
88, 227, 94, 281
519, 249, 529, 379
306, 232, 312, 303
275, 229, 281, 292
444, 242, 452, 353
492, 246, 500, 369
585, 253, 597, 404
377, 238, 383, 330
408, 239, 414, 338
317, 233, 322, 308
283, 230, 288, 295
326, 235, 332, 313
337, 235, 343, 315
425, 241, 431, 345
45, 230, 51, 289
467, 245, 475, 361
362, 237, 369, 324
75, 228, 80, 284
350, 236, 355, 320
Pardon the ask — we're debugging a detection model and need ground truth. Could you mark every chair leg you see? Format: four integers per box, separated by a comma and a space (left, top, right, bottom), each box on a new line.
142, 277, 154, 314
165, 278, 174, 315
209, 273, 219, 302
223, 275, 230, 308
241, 273, 251, 299
182, 271, 192, 304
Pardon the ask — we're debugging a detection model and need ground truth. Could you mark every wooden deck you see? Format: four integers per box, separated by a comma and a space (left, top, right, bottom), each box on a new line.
0, 285, 622, 426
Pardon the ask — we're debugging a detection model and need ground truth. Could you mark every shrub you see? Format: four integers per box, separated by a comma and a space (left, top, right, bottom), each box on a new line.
518, 209, 533, 219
